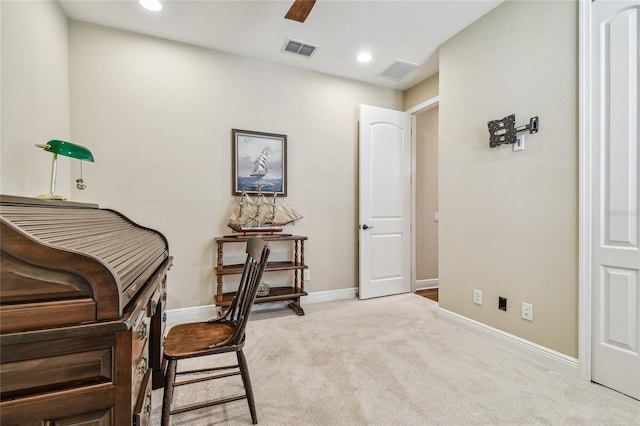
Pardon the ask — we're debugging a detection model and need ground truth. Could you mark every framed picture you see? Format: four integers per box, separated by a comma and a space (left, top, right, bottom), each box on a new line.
232, 129, 287, 196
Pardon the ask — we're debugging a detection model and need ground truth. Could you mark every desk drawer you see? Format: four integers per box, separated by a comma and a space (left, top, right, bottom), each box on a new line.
132, 310, 150, 364
0, 334, 115, 400
133, 369, 153, 426
131, 308, 150, 408
131, 340, 149, 408
0, 383, 115, 425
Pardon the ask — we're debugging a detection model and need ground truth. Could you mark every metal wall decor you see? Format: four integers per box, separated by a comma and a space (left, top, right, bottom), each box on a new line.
488, 114, 539, 148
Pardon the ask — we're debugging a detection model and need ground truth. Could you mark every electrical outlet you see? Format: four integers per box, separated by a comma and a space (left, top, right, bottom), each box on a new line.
521, 302, 533, 321
473, 289, 482, 305
499, 296, 507, 311
513, 134, 525, 151
303, 269, 311, 281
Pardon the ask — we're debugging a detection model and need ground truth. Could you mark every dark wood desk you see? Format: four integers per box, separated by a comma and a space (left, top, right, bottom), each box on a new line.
0, 195, 172, 425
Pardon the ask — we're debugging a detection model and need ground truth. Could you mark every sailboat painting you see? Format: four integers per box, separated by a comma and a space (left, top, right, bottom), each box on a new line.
232, 129, 287, 196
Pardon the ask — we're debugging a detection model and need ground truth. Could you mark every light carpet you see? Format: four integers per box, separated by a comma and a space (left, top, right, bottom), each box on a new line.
151, 293, 640, 425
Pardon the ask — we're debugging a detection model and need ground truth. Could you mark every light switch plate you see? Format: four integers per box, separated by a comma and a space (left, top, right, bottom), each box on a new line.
513, 134, 525, 151
473, 289, 482, 305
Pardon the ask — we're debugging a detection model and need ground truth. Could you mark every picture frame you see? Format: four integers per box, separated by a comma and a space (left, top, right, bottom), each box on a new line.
232, 129, 287, 196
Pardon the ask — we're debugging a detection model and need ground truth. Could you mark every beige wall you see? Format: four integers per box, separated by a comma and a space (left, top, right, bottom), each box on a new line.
2, 0, 581, 359
1, 0, 71, 197
405, 73, 439, 111
1, 3, 403, 310
65, 22, 403, 309
438, 0, 578, 356
415, 107, 439, 281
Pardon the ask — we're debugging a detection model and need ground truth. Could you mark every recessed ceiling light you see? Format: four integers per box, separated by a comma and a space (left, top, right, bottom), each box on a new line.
357, 52, 372, 63
139, 0, 162, 12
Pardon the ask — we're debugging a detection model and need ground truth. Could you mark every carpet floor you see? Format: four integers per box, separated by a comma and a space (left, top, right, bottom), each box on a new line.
151, 293, 639, 425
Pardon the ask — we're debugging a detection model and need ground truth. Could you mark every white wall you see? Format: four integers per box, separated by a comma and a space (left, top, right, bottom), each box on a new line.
1, 0, 71, 197
67, 22, 403, 310
438, 0, 578, 357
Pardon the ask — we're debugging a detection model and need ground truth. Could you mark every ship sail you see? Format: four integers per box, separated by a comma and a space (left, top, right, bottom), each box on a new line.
229, 191, 256, 227
250, 148, 269, 177
272, 197, 303, 225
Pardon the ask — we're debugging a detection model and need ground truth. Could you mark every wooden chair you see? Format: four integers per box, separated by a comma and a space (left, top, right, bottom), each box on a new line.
161, 238, 270, 425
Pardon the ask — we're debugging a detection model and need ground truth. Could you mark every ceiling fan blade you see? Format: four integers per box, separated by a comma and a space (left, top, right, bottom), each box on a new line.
285, 0, 316, 23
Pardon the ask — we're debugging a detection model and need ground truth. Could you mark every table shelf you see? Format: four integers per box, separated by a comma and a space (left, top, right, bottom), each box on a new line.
214, 235, 308, 316
217, 287, 308, 316
217, 261, 308, 275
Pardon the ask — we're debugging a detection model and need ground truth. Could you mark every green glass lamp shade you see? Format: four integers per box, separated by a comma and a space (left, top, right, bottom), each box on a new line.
36, 139, 95, 200
36, 140, 94, 162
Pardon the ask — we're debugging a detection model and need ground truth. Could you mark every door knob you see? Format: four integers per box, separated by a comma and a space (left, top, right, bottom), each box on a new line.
361, 224, 375, 230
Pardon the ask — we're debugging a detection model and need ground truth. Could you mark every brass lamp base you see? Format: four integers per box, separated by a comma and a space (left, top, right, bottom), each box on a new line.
37, 193, 69, 201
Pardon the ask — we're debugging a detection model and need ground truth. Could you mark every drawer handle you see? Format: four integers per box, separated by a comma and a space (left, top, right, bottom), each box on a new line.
138, 357, 148, 376
162, 312, 167, 323
145, 392, 152, 414
147, 299, 158, 317
137, 322, 148, 340
162, 291, 167, 301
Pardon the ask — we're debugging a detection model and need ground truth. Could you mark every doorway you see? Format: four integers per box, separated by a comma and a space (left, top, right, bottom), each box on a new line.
357, 100, 439, 301
408, 97, 440, 300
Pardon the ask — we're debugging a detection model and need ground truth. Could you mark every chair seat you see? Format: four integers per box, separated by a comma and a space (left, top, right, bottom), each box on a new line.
164, 321, 237, 358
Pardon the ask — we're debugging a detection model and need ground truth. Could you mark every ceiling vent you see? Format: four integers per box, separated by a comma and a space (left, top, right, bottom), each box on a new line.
282, 39, 317, 58
380, 60, 419, 80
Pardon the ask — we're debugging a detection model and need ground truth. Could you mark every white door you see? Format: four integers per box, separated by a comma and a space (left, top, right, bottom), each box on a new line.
359, 104, 412, 299
591, 0, 640, 399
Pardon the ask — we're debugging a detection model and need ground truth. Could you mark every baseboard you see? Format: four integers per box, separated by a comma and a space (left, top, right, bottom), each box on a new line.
166, 303, 219, 326
437, 307, 579, 377
301, 287, 357, 304
416, 278, 439, 290
166, 287, 358, 326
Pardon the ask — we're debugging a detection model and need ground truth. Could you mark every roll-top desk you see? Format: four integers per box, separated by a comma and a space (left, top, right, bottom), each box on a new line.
0, 195, 172, 426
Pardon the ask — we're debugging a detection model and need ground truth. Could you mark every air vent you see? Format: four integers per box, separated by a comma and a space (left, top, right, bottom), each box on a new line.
380, 60, 419, 80
282, 39, 317, 57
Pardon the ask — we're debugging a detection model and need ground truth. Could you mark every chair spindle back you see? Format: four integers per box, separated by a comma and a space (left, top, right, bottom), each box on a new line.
225, 238, 270, 341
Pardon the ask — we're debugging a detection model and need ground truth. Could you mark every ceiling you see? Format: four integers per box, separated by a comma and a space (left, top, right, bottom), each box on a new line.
59, 0, 503, 91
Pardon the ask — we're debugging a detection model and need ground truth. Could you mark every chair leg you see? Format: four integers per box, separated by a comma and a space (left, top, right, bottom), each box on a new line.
161, 358, 177, 426
237, 349, 258, 424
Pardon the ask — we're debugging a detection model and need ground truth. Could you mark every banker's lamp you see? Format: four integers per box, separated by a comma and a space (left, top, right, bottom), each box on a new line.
36, 139, 95, 200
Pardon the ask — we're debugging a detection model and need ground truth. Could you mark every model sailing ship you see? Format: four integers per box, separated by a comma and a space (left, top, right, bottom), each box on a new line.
228, 148, 302, 234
